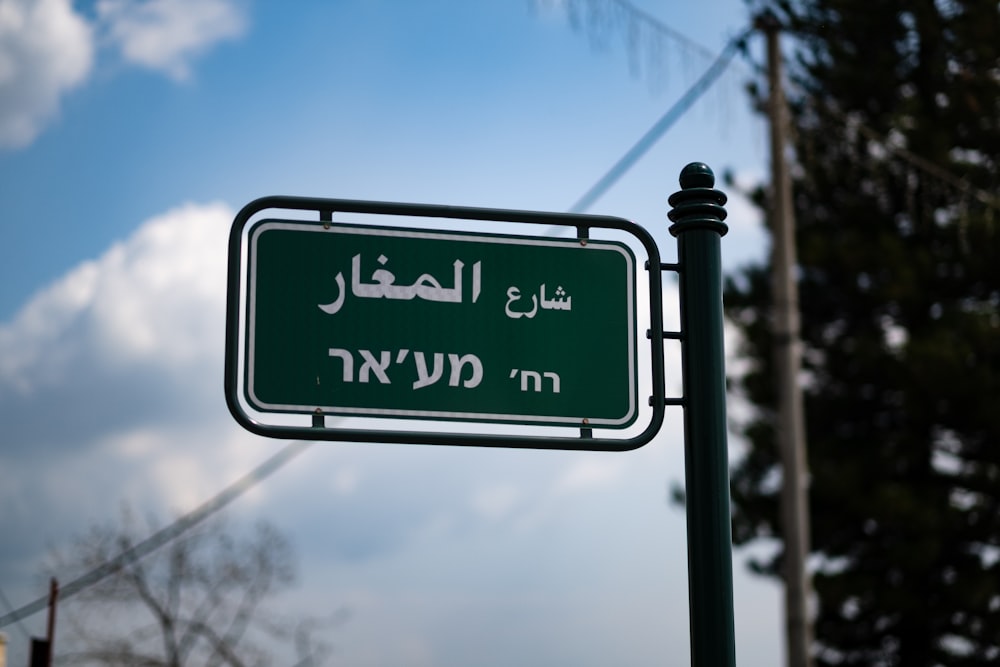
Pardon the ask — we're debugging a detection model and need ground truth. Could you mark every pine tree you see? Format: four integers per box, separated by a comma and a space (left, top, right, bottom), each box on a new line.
727, 1, 1000, 664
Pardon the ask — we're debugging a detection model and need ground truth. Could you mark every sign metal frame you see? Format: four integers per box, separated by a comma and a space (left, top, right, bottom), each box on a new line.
225, 196, 666, 451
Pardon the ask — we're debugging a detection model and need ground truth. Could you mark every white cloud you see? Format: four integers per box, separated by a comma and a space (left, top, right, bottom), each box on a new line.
551, 454, 627, 496
0, 201, 231, 396
0, 0, 94, 148
97, 0, 247, 81
330, 464, 361, 496
0, 258, 98, 393
470, 483, 521, 520
100, 424, 267, 513
0, 0, 247, 149
0, 201, 244, 514
88, 202, 231, 366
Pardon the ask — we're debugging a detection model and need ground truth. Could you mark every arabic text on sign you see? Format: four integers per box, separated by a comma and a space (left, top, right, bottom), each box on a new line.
504, 284, 573, 319
319, 254, 482, 315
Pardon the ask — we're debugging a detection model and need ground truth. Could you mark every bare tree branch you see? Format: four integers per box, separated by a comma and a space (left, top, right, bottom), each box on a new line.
46, 510, 333, 667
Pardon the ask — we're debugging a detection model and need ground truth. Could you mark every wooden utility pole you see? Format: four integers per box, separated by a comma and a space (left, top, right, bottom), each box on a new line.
30, 580, 59, 667
46, 579, 58, 667
758, 13, 814, 667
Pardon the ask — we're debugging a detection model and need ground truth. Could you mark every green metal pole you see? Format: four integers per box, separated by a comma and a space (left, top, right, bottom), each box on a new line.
668, 162, 736, 667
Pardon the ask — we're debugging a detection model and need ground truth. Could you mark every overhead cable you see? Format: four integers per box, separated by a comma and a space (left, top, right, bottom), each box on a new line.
0, 441, 311, 629
569, 28, 750, 213
0, 585, 31, 639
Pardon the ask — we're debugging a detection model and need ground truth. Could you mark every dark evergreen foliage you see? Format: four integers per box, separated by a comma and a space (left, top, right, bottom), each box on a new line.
727, 1, 1000, 664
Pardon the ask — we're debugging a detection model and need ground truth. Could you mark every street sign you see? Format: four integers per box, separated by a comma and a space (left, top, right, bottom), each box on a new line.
244, 220, 638, 429
226, 164, 736, 664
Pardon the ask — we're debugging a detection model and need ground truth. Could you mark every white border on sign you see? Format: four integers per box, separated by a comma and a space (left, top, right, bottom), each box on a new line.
246, 221, 637, 427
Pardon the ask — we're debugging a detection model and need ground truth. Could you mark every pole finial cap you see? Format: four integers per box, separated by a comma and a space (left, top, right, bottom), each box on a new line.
678, 162, 715, 190
668, 162, 728, 237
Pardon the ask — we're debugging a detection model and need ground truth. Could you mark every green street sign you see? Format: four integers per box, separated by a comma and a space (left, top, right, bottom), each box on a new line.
245, 220, 638, 428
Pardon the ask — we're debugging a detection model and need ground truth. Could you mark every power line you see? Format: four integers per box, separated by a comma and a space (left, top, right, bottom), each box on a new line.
569, 28, 750, 213
0, 585, 30, 640
0, 441, 311, 629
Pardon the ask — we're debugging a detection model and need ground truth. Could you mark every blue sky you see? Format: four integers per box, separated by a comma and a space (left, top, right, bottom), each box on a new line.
0, 0, 781, 665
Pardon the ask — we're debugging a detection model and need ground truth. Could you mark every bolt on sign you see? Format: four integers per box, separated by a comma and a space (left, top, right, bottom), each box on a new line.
245, 219, 637, 428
